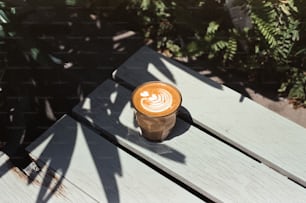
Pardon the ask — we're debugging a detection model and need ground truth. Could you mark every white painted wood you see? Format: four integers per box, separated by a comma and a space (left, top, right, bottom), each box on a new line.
73, 79, 306, 202
0, 152, 97, 202
113, 46, 306, 187
26, 115, 203, 203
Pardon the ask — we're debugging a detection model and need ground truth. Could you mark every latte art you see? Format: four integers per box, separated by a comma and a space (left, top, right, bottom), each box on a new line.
140, 89, 173, 113
132, 81, 181, 117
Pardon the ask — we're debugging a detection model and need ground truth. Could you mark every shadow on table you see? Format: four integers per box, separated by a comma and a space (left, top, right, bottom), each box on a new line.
0, 154, 12, 178
74, 79, 188, 164
26, 78, 191, 202
114, 46, 223, 91
0, 1, 145, 203
27, 118, 77, 202
26, 115, 123, 202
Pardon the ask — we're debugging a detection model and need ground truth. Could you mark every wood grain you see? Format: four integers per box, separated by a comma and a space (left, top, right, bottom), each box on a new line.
113, 46, 306, 187
0, 152, 97, 202
73, 79, 306, 202
26, 115, 202, 203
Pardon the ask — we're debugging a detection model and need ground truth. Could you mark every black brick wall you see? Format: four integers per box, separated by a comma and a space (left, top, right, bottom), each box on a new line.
0, 4, 145, 160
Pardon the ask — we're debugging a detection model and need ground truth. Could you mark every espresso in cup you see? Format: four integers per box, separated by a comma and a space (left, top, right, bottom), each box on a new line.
132, 81, 182, 141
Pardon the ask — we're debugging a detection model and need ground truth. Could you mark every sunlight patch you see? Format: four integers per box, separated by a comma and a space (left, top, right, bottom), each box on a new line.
45, 99, 56, 121
112, 31, 136, 42
82, 98, 91, 111
85, 115, 94, 124
147, 62, 174, 84
110, 91, 118, 103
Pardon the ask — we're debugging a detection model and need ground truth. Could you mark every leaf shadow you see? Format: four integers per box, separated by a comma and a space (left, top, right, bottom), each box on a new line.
74, 80, 188, 164
26, 115, 123, 202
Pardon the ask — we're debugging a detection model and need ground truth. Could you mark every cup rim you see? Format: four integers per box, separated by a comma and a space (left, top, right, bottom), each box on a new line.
131, 81, 182, 118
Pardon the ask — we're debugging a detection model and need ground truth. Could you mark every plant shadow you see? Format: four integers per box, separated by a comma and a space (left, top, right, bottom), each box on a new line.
26, 115, 123, 202
0, 1, 145, 202
73, 79, 188, 164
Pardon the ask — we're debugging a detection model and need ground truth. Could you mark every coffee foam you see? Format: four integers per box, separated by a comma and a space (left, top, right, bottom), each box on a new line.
132, 82, 181, 117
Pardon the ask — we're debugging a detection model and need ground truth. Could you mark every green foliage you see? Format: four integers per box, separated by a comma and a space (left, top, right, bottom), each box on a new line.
65, 0, 77, 6
127, 0, 306, 106
248, 0, 299, 64
0, 1, 11, 25
279, 68, 306, 107
0, 0, 305, 105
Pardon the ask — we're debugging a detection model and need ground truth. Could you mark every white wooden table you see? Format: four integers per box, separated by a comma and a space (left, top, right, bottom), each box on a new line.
0, 149, 97, 202
25, 115, 202, 202
4, 46, 306, 202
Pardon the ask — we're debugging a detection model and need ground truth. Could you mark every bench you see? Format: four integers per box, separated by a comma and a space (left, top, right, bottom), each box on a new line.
7, 46, 305, 202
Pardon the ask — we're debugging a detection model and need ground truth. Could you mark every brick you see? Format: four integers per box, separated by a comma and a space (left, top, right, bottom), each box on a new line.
1, 4, 146, 159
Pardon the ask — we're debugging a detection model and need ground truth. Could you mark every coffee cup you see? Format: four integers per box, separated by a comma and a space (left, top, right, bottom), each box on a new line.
131, 81, 182, 141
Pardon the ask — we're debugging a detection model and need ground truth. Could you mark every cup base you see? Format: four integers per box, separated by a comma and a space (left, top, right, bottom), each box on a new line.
136, 112, 176, 142
140, 128, 172, 142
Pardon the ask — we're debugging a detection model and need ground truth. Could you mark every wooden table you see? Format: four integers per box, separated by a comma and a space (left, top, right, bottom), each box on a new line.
3, 46, 306, 202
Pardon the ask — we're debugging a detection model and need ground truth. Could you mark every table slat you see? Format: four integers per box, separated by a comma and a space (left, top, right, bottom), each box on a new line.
73, 79, 306, 202
0, 152, 97, 202
113, 46, 306, 187
26, 115, 202, 203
